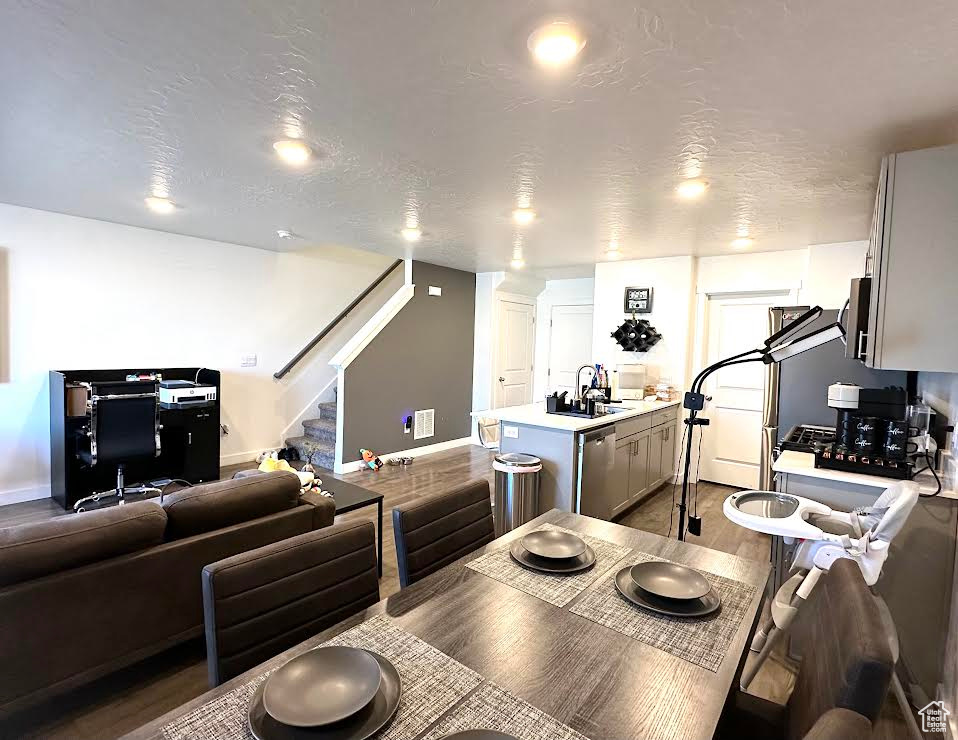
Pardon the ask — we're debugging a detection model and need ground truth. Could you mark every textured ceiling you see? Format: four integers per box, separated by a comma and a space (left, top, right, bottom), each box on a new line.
2, 1, 958, 274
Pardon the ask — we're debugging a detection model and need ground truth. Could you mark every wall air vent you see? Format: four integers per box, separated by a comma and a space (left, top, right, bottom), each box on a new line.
414, 409, 435, 440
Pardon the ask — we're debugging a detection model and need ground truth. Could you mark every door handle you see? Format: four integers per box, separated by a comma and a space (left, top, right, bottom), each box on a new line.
498, 376, 505, 382
856, 331, 868, 360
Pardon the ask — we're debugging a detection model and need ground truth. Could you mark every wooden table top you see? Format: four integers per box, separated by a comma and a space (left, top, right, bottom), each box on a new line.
123, 510, 769, 740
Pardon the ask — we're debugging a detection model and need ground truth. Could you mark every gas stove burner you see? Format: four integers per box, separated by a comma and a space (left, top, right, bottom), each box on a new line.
779, 424, 836, 453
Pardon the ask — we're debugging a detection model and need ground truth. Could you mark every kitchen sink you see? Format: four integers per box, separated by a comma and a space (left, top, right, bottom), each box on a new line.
600, 406, 634, 415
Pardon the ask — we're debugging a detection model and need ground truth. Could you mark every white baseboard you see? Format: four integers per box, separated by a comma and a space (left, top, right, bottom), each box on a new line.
0, 484, 51, 506
337, 436, 473, 474
220, 448, 275, 467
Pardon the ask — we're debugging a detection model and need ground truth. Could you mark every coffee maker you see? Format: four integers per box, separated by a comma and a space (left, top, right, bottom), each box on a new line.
816, 384, 912, 479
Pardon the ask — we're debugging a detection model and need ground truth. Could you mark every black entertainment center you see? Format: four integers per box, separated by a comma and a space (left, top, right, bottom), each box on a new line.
49, 367, 221, 510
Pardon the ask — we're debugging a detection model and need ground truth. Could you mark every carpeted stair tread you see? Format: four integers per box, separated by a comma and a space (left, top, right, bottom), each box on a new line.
301, 416, 337, 442
318, 401, 338, 420
285, 435, 335, 470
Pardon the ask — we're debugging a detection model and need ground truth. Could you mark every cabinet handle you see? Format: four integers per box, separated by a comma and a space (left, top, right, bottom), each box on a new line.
188, 432, 192, 445
857, 331, 868, 360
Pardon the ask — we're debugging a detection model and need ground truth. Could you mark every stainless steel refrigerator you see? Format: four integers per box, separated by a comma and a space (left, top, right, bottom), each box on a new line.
759, 306, 908, 490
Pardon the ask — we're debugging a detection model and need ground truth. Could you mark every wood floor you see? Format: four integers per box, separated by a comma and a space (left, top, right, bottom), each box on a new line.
0, 447, 909, 739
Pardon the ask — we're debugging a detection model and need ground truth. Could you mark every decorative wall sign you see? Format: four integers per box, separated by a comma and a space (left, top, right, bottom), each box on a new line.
611, 318, 662, 352
624, 287, 653, 314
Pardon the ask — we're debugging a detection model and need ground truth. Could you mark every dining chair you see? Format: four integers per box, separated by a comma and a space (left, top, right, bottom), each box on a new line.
719, 558, 894, 740
202, 521, 379, 687
802, 708, 872, 740
392, 478, 495, 588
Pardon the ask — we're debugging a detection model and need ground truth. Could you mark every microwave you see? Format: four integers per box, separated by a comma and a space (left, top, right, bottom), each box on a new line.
844, 277, 871, 361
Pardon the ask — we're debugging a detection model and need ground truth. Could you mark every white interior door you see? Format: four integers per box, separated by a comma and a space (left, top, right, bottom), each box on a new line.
494, 297, 535, 408
547, 304, 594, 396
698, 293, 787, 488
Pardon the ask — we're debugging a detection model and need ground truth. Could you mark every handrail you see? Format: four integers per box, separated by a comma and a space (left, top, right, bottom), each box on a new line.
274, 258, 404, 379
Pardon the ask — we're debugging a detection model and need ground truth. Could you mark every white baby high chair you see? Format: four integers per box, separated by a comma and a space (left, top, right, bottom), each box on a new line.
724, 480, 921, 738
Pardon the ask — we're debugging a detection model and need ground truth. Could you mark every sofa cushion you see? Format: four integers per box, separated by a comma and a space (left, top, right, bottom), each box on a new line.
0, 501, 167, 587
162, 471, 301, 540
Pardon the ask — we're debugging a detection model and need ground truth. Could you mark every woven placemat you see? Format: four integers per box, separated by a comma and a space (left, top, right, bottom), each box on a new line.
465, 523, 633, 607
569, 552, 757, 672
420, 682, 589, 740
162, 615, 483, 740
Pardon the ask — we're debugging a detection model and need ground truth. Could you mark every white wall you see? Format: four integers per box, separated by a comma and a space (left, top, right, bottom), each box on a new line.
696, 241, 866, 310
697, 250, 808, 296
0, 204, 395, 503
800, 241, 867, 309
532, 277, 595, 399
592, 256, 696, 391
472, 271, 546, 414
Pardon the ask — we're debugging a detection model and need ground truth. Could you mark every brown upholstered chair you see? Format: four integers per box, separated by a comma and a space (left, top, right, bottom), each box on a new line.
392, 478, 495, 588
719, 558, 894, 740
202, 521, 379, 687
802, 708, 872, 740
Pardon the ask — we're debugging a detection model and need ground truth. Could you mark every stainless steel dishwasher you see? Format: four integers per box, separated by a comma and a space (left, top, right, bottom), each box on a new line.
575, 425, 617, 520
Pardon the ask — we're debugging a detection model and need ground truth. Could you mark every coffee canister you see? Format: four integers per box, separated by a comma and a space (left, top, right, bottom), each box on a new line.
883, 419, 908, 460
853, 416, 879, 454
837, 411, 858, 449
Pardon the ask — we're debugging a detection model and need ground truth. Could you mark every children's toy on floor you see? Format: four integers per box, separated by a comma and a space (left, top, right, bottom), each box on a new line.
259, 455, 315, 489
360, 448, 383, 470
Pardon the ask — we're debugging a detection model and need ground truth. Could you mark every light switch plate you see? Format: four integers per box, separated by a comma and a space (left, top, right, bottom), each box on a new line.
504, 425, 519, 438
428, 285, 442, 296
240, 354, 257, 367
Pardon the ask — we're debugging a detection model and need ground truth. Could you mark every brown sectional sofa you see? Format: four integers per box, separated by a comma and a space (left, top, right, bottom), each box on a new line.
0, 471, 335, 716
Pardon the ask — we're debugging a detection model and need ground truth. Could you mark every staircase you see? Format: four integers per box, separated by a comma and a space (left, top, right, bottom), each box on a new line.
285, 397, 338, 471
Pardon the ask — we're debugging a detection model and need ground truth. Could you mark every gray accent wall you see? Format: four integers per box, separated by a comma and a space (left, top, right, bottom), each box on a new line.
342, 261, 475, 462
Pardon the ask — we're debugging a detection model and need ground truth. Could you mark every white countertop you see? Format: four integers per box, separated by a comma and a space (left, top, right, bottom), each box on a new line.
773, 450, 955, 499
472, 399, 681, 433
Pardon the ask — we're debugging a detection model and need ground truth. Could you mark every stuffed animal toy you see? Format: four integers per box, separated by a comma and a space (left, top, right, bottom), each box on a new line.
360, 448, 383, 470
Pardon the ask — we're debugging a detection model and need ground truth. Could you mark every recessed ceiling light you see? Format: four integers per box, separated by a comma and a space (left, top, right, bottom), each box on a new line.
272, 139, 311, 166
512, 208, 537, 226
144, 196, 176, 214
528, 21, 586, 67
676, 179, 709, 199
511, 258, 525, 269
731, 237, 754, 249
401, 227, 422, 242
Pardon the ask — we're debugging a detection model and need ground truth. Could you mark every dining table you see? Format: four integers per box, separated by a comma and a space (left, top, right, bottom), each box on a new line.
123, 509, 770, 740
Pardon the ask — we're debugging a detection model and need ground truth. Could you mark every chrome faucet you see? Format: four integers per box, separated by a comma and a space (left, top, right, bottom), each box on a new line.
575, 365, 596, 401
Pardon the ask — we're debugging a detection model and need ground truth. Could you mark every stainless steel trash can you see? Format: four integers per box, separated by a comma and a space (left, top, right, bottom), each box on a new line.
493, 452, 542, 536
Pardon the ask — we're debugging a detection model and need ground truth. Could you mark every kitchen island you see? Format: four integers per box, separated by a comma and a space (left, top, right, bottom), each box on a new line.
474, 400, 681, 519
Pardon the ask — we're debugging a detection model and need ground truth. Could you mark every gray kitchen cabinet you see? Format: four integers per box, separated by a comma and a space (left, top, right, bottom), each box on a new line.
648, 426, 663, 490
660, 423, 676, 485
628, 429, 651, 502
863, 143, 958, 371
609, 438, 634, 518
648, 421, 678, 490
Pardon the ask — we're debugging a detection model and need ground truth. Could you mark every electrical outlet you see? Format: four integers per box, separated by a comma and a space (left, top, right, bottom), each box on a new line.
428, 285, 442, 296
240, 354, 257, 367
504, 425, 519, 439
